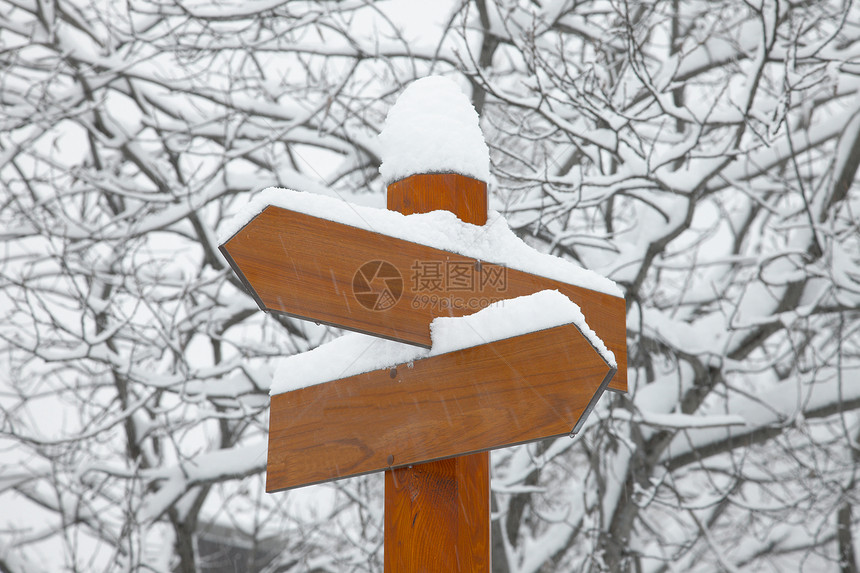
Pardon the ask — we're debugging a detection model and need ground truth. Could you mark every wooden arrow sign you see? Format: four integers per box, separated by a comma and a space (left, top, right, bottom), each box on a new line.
265, 320, 615, 492
219, 205, 627, 392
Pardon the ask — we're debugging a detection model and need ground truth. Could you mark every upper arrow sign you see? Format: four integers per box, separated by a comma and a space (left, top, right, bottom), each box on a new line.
218, 192, 627, 391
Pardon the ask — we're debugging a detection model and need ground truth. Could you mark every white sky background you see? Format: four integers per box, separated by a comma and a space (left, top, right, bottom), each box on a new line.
380, 0, 453, 43
2, 0, 859, 571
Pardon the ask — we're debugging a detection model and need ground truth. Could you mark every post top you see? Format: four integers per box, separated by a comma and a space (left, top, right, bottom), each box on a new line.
378, 76, 490, 186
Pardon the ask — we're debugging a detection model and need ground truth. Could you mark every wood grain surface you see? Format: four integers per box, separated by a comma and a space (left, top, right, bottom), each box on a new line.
265, 322, 614, 492
387, 173, 488, 224
385, 452, 490, 572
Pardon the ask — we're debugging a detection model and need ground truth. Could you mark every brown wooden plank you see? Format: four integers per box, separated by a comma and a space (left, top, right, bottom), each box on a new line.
386, 173, 490, 573
265, 322, 614, 492
384, 452, 489, 572
387, 173, 488, 225
220, 207, 627, 391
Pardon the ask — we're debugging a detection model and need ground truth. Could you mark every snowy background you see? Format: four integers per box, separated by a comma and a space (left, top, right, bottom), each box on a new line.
1, 1, 859, 572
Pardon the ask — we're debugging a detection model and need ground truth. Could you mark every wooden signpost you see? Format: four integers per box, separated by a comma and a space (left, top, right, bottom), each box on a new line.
219, 172, 626, 571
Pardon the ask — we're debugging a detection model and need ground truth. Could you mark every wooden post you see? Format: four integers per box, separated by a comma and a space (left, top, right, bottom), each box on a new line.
384, 172, 491, 572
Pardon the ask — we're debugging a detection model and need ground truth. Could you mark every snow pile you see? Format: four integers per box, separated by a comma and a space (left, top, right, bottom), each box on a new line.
219, 188, 622, 297
430, 290, 614, 365
271, 333, 426, 395
378, 76, 490, 185
270, 290, 614, 394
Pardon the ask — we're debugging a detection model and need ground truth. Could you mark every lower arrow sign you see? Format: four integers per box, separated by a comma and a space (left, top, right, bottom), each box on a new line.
266, 320, 615, 492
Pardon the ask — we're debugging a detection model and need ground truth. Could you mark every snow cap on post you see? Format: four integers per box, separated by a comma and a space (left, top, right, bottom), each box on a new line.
379, 76, 490, 185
